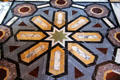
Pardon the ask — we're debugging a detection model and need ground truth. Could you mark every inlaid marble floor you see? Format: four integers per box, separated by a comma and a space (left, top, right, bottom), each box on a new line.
0, 0, 120, 80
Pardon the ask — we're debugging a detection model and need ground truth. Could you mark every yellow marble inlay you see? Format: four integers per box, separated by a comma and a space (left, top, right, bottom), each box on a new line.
2, 0, 9, 2
72, 32, 102, 42
49, 46, 65, 75
103, 70, 120, 80
67, 16, 89, 31
21, 42, 49, 63
0, 66, 9, 80
31, 16, 52, 30
0, 29, 5, 39
54, 11, 66, 28
68, 43, 95, 65
17, 31, 46, 40
114, 32, 120, 42
110, 0, 120, 2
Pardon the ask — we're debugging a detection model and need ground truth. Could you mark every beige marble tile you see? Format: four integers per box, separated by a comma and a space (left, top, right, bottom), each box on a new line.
110, 0, 120, 2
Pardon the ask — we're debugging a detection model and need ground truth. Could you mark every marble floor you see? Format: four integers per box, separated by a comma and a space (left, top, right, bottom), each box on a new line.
0, 0, 120, 80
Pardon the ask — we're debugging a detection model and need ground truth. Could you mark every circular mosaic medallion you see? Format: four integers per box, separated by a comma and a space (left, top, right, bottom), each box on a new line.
50, 0, 72, 9
108, 28, 120, 47
0, 59, 17, 80
93, 61, 120, 80
13, 3, 37, 17
0, 26, 11, 43
85, 4, 109, 18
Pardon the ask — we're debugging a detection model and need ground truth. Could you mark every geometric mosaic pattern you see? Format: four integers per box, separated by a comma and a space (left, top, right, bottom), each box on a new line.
0, 0, 120, 80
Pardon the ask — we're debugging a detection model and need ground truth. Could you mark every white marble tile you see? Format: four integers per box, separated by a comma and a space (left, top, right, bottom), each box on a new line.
112, 3, 120, 25
0, 2, 12, 24
6, 16, 18, 26
72, 4, 85, 9
54, 50, 61, 70
102, 18, 115, 28
37, 4, 50, 8
115, 48, 120, 64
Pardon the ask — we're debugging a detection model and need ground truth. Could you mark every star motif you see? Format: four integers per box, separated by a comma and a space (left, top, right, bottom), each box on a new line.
16, 11, 103, 77
46, 27, 72, 47
0, 1, 115, 80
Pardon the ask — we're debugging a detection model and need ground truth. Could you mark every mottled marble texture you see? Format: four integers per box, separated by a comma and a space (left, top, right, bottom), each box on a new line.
0, 1, 120, 80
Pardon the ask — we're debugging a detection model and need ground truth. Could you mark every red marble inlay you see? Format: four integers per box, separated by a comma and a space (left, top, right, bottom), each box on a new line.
20, 7, 30, 12
106, 72, 120, 80
57, 0, 66, 5
116, 33, 120, 41
0, 30, 3, 38
92, 8, 102, 14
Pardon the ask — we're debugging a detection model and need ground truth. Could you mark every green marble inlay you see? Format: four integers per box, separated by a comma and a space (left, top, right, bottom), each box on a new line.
50, 29, 67, 43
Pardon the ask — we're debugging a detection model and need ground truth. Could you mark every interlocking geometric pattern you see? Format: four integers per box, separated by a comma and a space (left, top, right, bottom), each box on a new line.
0, 0, 120, 80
